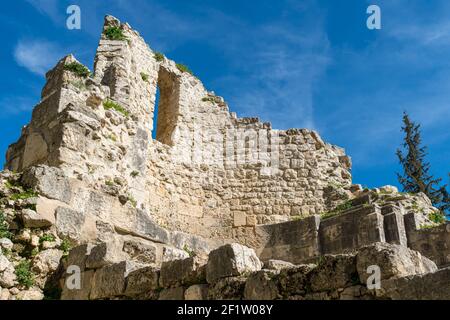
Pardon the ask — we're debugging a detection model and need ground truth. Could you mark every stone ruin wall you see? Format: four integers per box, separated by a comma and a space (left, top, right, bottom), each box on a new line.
5, 16, 351, 246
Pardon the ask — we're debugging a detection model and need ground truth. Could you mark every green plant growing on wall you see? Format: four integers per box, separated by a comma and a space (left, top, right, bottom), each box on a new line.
202, 97, 215, 103
64, 62, 91, 78
130, 171, 140, 178
0, 211, 12, 239
59, 239, 71, 256
10, 189, 38, 201
183, 245, 196, 258
154, 52, 164, 62
39, 234, 56, 244
128, 195, 137, 208
176, 63, 193, 75
103, 100, 130, 117
429, 211, 446, 224
15, 260, 34, 288
104, 26, 127, 41
140, 72, 149, 82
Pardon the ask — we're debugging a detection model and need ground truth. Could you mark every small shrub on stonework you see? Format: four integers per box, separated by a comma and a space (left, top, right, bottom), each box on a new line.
64, 62, 91, 78
15, 260, 34, 288
176, 63, 193, 75
60, 239, 71, 256
10, 189, 38, 201
105, 180, 115, 187
103, 100, 130, 117
31, 247, 40, 257
154, 52, 164, 62
202, 96, 215, 103
104, 26, 127, 41
183, 244, 196, 258
0, 211, 12, 239
429, 211, 446, 224
140, 72, 149, 82
128, 196, 137, 208
39, 234, 56, 244
130, 171, 140, 178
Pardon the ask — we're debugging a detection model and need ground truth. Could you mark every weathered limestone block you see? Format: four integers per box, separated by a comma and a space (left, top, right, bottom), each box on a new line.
123, 238, 158, 265
0, 268, 16, 289
356, 242, 437, 284
65, 243, 94, 272
375, 267, 450, 300
90, 261, 134, 300
208, 277, 246, 300
160, 256, 206, 287
134, 209, 170, 244
162, 246, 189, 262
35, 197, 68, 227
61, 270, 95, 300
16, 288, 44, 301
21, 165, 72, 203
320, 205, 385, 255
0, 288, 11, 300
0, 254, 12, 272
382, 205, 407, 246
256, 215, 321, 264
85, 241, 127, 269
264, 260, 295, 271
22, 133, 48, 168
32, 249, 64, 274
125, 266, 159, 297
206, 243, 262, 284
21, 209, 53, 228
278, 264, 316, 297
55, 207, 85, 242
159, 286, 185, 300
309, 254, 358, 292
244, 270, 279, 300
184, 284, 208, 300
0, 238, 13, 251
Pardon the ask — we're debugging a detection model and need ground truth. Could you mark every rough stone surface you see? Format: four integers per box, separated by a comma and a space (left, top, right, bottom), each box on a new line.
244, 270, 279, 300
21, 209, 53, 228
185, 284, 208, 300
356, 242, 438, 283
90, 261, 133, 300
125, 266, 159, 297
0, 14, 448, 301
206, 243, 262, 283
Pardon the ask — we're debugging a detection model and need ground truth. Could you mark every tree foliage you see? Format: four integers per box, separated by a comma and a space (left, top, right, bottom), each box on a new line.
396, 112, 449, 217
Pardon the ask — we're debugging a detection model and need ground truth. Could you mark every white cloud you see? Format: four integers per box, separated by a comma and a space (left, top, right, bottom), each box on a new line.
26, 0, 61, 24
14, 39, 63, 76
0, 96, 35, 116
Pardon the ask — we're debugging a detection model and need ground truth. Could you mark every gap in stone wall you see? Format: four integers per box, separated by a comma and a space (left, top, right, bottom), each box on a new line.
152, 86, 160, 140
154, 67, 180, 146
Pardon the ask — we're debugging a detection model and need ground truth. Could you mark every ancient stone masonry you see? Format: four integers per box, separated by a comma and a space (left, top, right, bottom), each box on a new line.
5, 15, 352, 245
0, 15, 449, 300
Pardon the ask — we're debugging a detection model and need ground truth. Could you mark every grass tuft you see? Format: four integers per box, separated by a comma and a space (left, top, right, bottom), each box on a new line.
176, 63, 193, 75
104, 26, 127, 41
154, 52, 164, 62
103, 100, 130, 117
64, 62, 91, 78
15, 260, 34, 288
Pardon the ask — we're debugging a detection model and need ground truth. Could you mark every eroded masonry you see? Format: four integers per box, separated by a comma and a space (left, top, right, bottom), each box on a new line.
0, 16, 449, 300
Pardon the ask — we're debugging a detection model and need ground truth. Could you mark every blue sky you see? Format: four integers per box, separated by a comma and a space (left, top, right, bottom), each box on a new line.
1, 0, 449, 190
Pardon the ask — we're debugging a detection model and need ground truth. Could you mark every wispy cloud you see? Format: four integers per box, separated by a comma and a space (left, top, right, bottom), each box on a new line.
14, 39, 63, 76
26, 0, 62, 24
0, 96, 35, 116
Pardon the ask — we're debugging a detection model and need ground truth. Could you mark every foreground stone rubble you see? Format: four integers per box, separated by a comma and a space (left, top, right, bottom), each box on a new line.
0, 15, 449, 300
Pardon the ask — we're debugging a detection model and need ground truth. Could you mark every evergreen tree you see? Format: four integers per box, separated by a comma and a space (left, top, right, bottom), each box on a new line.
396, 112, 449, 217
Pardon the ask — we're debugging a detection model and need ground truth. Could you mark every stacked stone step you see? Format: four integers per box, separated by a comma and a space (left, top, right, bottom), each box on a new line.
59, 241, 449, 300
